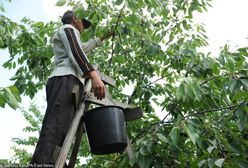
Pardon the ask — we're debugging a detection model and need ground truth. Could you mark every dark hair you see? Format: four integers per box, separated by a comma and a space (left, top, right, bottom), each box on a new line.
61, 10, 92, 29
61, 10, 74, 24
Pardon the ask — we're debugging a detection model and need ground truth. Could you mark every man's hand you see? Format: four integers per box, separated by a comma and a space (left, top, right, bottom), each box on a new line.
100, 31, 115, 41
88, 71, 106, 100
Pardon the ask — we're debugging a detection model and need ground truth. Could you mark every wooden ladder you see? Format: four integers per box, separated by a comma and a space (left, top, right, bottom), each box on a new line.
53, 66, 143, 168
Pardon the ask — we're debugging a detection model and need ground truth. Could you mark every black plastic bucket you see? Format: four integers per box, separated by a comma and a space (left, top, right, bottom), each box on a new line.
84, 106, 127, 155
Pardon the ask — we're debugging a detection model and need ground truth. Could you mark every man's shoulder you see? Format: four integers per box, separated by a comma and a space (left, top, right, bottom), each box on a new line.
57, 24, 80, 36
59, 24, 76, 31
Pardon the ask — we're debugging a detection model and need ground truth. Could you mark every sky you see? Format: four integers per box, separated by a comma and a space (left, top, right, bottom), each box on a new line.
195, 0, 248, 55
0, 0, 248, 160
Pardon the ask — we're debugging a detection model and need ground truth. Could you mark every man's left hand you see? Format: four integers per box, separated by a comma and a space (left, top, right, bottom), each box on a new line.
100, 31, 115, 41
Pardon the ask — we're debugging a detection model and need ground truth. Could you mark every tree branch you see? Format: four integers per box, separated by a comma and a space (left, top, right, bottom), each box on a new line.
131, 102, 243, 144
200, 73, 239, 86
182, 104, 238, 120
131, 100, 179, 144
109, 1, 126, 66
147, 72, 173, 88
127, 71, 173, 105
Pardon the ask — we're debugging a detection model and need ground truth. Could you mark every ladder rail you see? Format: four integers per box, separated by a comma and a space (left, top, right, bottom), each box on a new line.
67, 103, 89, 168
55, 103, 86, 168
55, 80, 91, 168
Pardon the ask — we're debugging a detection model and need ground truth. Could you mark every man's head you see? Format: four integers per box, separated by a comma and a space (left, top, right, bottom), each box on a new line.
61, 10, 91, 33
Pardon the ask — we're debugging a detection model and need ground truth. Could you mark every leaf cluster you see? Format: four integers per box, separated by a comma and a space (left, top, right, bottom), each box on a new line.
1, 0, 248, 167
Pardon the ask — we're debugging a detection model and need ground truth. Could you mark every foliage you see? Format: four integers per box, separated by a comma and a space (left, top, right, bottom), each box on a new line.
0, 159, 9, 166
0, 0, 12, 12
1, 0, 248, 167
0, 14, 57, 102
9, 103, 43, 165
0, 85, 21, 109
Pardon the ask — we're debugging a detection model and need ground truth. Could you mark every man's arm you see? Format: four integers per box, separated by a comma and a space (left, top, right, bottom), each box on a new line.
82, 38, 102, 53
58, 27, 105, 100
59, 27, 94, 75
82, 31, 115, 53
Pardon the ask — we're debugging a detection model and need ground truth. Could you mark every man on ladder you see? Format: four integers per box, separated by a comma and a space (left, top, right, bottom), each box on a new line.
30, 10, 114, 166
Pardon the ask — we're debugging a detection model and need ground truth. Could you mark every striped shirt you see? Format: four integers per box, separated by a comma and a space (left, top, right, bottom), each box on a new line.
50, 24, 102, 83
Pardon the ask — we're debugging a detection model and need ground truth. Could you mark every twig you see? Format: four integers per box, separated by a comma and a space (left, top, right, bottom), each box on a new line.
128, 69, 173, 104
131, 100, 179, 144
131, 122, 160, 144
146, 72, 173, 88
159, 0, 189, 44
200, 75, 227, 86
161, 103, 177, 122
182, 104, 238, 120
200, 73, 239, 86
109, 1, 126, 66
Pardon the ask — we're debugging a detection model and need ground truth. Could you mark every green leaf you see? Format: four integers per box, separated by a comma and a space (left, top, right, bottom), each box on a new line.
127, 0, 137, 9
232, 91, 248, 102
235, 102, 247, 131
169, 32, 174, 42
185, 83, 195, 100
74, 6, 89, 18
139, 146, 149, 156
138, 156, 152, 168
169, 126, 180, 146
228, 142, 243, 155
118, 157, 128, 168
198, 159, 207, 167
188, 118, 201, 128
218, 54, 225, 65
176, 83, 185, 100
55, 0, 66, 6
227, 57, 235, 72
129, 153, 138, 167
0, 91, 6, 108
3, 87, 20, 110
184, 124, 199, 145
208, 158, 217, 168
207, 146, 215, 154
236, 160, 248, 168
0, 37, 4, 48
229, 79, 237, 92
156, 133, 169, 143
115, 0, 123, 5
9, 85, 21, 102
241, 78, 248, 90
215, 158, 225, 168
